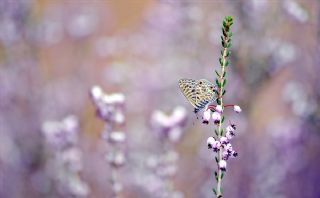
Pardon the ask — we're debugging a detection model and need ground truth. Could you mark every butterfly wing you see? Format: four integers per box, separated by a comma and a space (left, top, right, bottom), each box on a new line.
194, 79, 216, 110
179, 78, 216, 113
179, 79, 197, 107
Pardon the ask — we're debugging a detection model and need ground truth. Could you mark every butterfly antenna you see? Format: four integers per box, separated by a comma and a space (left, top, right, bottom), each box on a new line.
193, 112, 199, 125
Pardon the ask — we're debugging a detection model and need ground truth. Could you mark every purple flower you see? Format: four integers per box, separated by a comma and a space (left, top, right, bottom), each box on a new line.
202, 109, 211, 124
207, 137, 216, 149
212, 112, 221, 124
225, 143, 233, 153
226, 131, 233, 140
222, 150, 230, 160
226, 124, 236, 133
212, 141, 221, 152
219, 160, 227, 171
220, 137, 229, 145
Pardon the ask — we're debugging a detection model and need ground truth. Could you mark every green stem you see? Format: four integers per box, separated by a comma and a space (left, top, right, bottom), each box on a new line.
216, 46, 228, 198
214, 15, 233, 197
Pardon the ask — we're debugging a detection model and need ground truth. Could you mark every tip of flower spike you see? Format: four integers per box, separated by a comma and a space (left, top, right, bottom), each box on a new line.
233, 105, 242, 113
224, 16, 233, 22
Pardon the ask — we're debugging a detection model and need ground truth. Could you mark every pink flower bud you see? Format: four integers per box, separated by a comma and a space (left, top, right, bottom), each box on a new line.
212, 112, 221, 123
202, 109, 211, 124
233, 105, 242, 113
226, 125, 236, 140
215, 105, 223, 113
219, 160, 227, 171
226, 131, 233, 140
207, 137, 216, 149
226, 125, 235, 133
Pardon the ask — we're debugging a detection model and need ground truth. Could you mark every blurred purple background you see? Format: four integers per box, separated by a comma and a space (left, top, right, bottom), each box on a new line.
1, 0, 320, 197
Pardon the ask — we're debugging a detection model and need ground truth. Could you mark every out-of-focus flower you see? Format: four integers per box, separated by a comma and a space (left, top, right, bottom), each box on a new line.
90, 85, 103, 101
149, 107, 186, 197
152, 110, 171, 128
151, 106, 187, 143
60, 147, 83, 170
112, 182, 123, 194
233, 105, 242, 113
168, 127, 183, 143
107, 152, 126, 168
41, 115, 79, 149
107, 131, 126, 144
41, 116, 90, 197
283, 0, 308, 23
171, 106, 187, 125
90, 86, 125, 124
90, 85, 126, 197
66, 11, 98, 38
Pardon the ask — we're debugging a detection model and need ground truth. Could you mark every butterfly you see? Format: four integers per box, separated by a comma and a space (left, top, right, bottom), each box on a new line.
179, 79, 217, 113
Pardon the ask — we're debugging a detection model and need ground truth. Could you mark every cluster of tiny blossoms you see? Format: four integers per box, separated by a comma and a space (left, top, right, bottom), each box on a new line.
151, 106, 188, 143
147, 107, 187, 198
41, 116, 90, 197
205, 105, 241, 171
90, 86, 126, 197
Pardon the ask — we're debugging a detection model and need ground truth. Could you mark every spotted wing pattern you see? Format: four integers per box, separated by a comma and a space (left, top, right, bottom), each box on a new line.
179, 79, 216, 113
